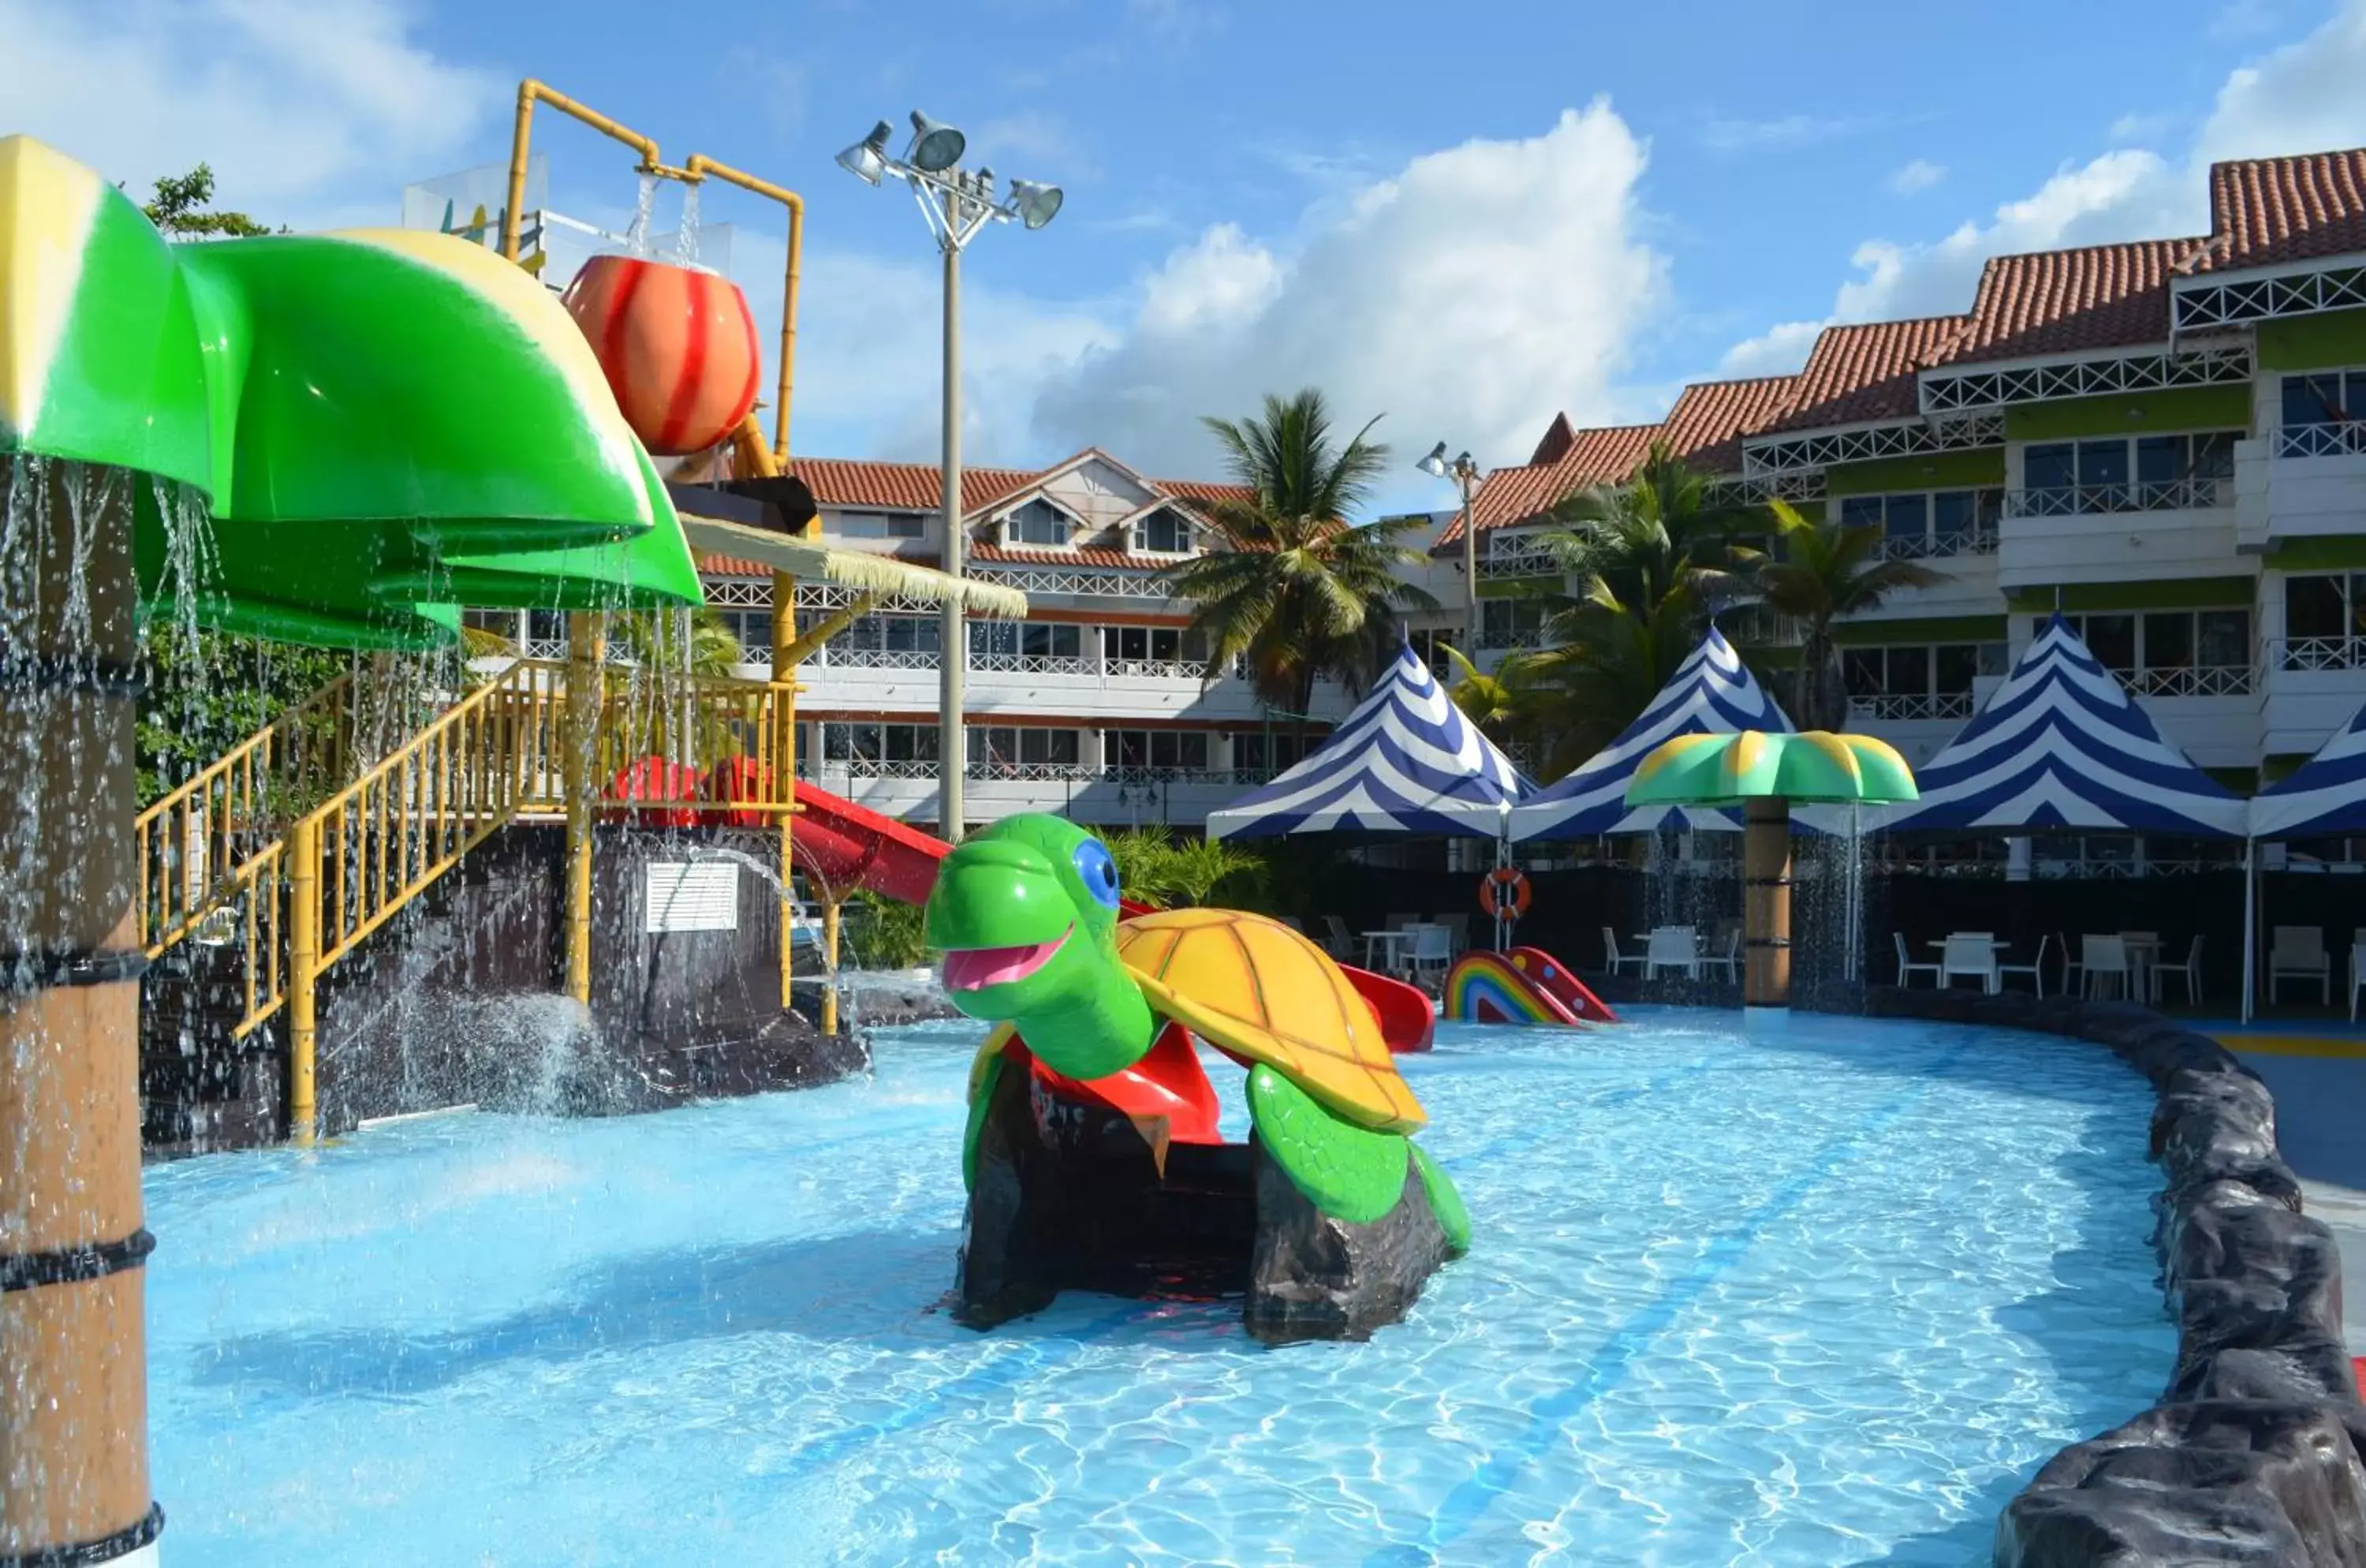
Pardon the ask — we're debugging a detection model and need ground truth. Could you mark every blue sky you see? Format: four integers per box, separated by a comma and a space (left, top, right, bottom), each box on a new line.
9, 0, 2366, 513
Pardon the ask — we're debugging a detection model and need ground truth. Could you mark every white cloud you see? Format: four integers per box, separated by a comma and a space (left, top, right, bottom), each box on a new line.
1032, 102, 1667, 485
0, 0, 499, 226
1720, 0, 2366, 373
1889, 159, 1946, 195
1698, 114, 1866, 153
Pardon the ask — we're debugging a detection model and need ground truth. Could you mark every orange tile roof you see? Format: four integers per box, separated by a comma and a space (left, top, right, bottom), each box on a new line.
1760, 316, 1967, 434
1657, 375, 1800, 476
968, 542, 1184, 569
2189, 147, 2366, 274
1932, 239, 2204, 367
1438, 423, 1660, 549
782, 456, 1251, 516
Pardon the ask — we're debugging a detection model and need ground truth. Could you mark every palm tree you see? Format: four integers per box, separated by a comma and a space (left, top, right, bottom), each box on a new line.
1738, 502, 1941, 730
1506, 581, 1707, 778
1164, 390, 1439, 739
1438, 642, 1528, 743
1538, 442, 1759, 616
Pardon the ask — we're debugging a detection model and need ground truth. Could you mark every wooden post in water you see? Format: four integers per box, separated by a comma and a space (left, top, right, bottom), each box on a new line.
821, 897, 842, 1036
1742, 796, 1793, 1014
0, 459, 165, 1564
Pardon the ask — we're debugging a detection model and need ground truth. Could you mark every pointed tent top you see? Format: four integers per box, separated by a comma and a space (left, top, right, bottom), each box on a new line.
1206, 641, 1528, 841
1509, 625, 1797, 841
1878, 613, 2246, 838
2253, 691, 2366, 840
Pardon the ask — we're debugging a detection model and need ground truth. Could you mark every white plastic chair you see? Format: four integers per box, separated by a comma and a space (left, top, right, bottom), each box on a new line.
2154, 935, 2204, 1007
1941, 933, 1999, 994
1408, 924, 1453, 992
2271, 926, 2331, 1004
2352, 941, 2366, 1024
1646, 927, 1699, 980
1894, 932, 1942, 988
1433, 913, 1470, 957
1322, 915, 1354, 959
2058, 931, 2081, 996
1996, 933, 2051, 997
1603, 928, 1647, 978
1700, 928, 1741, 983
2082, 935, 2131, 999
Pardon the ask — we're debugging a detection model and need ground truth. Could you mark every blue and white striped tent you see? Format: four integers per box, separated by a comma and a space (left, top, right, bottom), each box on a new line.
1508, 626, 1795, 841
1206, 642, 1529, 840
1875, 614, 2247, 838
2252, 696, 2366, 839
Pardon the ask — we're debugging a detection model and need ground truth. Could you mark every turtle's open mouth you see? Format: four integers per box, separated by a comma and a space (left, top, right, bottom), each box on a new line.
940, 925, 1072, 992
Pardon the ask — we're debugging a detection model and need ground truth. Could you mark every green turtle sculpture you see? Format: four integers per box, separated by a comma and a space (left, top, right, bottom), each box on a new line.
924, 813, 1467, 1337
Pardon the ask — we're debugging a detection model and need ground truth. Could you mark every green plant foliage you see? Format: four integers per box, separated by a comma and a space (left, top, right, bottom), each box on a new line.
1100, 829, 1271, 912
136, 625, 349, 801
842, 887, 931, 970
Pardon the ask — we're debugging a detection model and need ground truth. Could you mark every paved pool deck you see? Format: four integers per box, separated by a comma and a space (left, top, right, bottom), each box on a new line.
2203, 1024, 2366, 1348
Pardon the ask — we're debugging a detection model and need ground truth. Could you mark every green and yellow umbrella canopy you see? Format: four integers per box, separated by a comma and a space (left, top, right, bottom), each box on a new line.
1625, 730, 1918, 808
0, 133, 701, 649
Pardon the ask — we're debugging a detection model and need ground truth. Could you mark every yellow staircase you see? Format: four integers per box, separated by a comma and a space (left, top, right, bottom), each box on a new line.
136, 653, 799, 1137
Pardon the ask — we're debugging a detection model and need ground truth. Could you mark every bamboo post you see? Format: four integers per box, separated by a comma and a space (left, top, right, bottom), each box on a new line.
287, 815, 322, 1146
822, 897, 841, 1036
564, 613, 605, 1005
0, 459, 165, 1563
1743, 797, 1793, 1015
774, 570, 797, 1011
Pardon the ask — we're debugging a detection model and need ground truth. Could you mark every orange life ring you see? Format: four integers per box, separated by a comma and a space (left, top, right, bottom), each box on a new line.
1480, 867, 1532, 920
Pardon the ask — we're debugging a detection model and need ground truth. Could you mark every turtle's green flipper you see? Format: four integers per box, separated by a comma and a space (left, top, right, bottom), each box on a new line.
1246, 1063, 1409, 1225
1411, 1143, 1471, 1255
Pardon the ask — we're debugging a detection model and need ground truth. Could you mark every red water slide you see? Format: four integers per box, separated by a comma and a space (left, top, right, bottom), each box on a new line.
788, 781, 1434, 1051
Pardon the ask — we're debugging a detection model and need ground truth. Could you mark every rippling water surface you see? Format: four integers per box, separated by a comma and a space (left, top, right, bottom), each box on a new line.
146, 1011, 2172, 1566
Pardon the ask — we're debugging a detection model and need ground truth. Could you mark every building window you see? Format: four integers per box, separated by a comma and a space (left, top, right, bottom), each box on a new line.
1843, 643, 2005, 720
1103, 625, 1209, 665
821, 722, 940, 767
1233, 732, 1306, 778
2281, 574, 2366, 667
1480, 598, 1547, 649
2281, 370, 2366, 457
1007, 499, 1073, 548
715, 610, 771, 660
837, 510, 926, 539
1838, 489, 2002, 557
968, 726, 1081, 771
1105, 729, 1210, 771
970, 622, 1082, 659
2064, 609, 2251, 695
2019, 432, 2237, 514
1139, 510, 1192, 554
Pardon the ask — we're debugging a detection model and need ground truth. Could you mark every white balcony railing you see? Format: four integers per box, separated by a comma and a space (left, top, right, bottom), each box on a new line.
972, 651, 1095, 677
1103, 658, 1207, 681
1849, 692, 1976, 722
2002, 476, 2230, 517
1878, 529, 1998, 562
810, 760, 1279, 787
2269, 636, 2366, 672
2275, 423, 2366, 459
968, 564, 1177, 599
829, 646, 942, 670
2125, 663, 2255, 697
1477, 550, 1563, 579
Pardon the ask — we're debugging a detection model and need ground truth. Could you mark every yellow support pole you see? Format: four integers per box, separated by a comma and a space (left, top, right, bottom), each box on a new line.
502, 80, 664, 263
822, 897, 842, 1036
774, 569, 797, 1010
287, 816, 321, 1146
565, 613, 606, 1005
683, 155, 803, 465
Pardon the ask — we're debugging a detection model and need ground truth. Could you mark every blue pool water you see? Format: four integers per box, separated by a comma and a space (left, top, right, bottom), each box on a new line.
146, 1012, 2173, 1566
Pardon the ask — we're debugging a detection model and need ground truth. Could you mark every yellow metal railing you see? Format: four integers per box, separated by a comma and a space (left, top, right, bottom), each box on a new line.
135, 673, 353, 958
203, 655, 800, 1141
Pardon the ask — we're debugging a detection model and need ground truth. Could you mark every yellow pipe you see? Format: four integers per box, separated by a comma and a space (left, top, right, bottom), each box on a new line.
774, 569, 797, 1011
683, 154, 804, 465
287, 816, 322, 1146
502, 79, 665, 263
822, 898, 842, 1036
564, 613, 606, 1003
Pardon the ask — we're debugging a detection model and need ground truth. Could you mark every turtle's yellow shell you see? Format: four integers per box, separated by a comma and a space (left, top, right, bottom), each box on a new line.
1116, 908, 1426, 1133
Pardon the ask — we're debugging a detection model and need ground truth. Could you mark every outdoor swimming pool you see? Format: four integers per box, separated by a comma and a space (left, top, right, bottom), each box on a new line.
146, 1011, 2174, 1565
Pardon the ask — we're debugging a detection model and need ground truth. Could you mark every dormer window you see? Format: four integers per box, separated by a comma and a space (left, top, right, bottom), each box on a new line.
1139, 509, 1193, 554
1007, 498, 1073, 547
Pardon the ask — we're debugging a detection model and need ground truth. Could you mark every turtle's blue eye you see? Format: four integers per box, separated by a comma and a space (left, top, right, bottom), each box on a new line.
1072, 839, 1121, 909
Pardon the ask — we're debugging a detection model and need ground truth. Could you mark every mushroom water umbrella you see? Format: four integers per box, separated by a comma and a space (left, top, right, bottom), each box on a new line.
0, 133, 699, 1566
1626, 730, 1916, 1020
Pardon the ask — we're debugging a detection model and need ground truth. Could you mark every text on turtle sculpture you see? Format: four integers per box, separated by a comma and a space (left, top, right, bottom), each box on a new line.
926, 814, 1468, 1339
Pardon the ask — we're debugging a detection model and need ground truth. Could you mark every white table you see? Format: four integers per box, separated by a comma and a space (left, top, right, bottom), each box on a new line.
1361, 930, 1413, 973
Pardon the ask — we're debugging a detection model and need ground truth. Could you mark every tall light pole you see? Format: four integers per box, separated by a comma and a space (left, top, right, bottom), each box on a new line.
1420, 442, 1483, 652
838, 112, 1062, 842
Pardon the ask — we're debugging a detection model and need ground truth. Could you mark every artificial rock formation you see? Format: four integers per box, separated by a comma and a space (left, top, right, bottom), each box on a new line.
957, 1056, 1450, 1342
1852, 985, 2366, 1566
